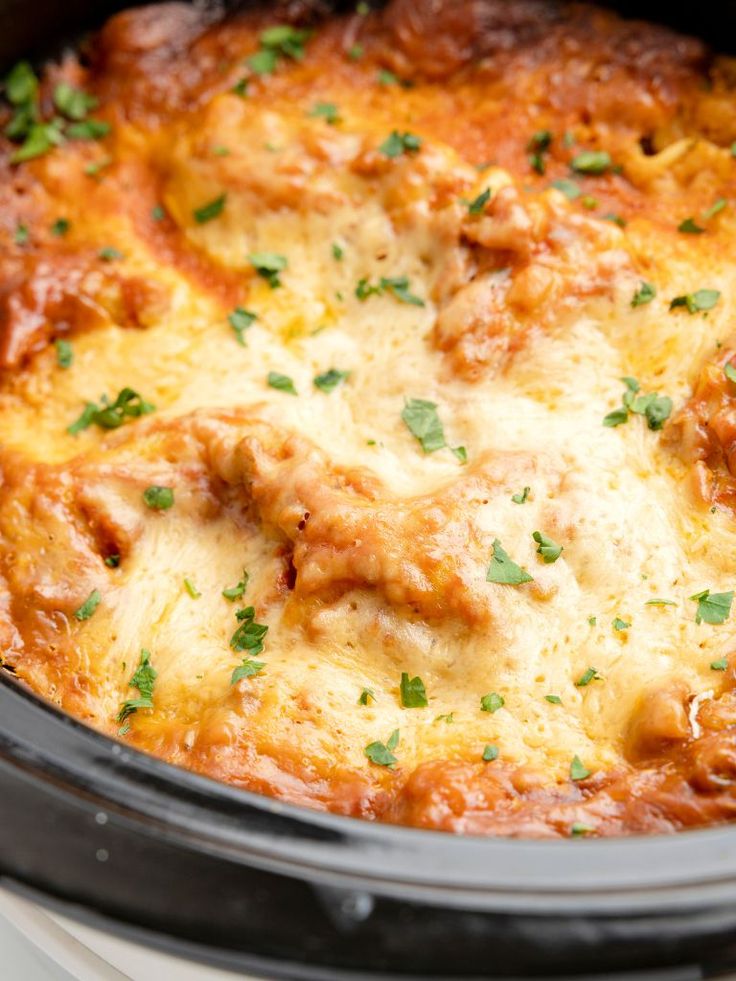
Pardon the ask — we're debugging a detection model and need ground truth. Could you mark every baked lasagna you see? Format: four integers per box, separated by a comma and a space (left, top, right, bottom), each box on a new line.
3, 0, 736, 838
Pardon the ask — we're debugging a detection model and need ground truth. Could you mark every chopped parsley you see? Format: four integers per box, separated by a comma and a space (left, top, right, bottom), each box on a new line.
53, 82, 97, 121
465, 187, 491, 215
98, 246, 123, 262
575, 666, 602, 687
602, 376, 672, 431
14, 224, 28, 245
193, 194, 226, 224
670, 289, 720, 314
247, 25, 311, 75
232, 78, 249, 97
570, 755, 591, 781
359, 687, 376, 705
104, 554, 120, 568
486, 539, 533, 586
55, 338, 73, 368
511, 486, 530, 504
711, 656, 728, 671
314, 368, 350, 393
612, 617, 630, 631
355, 275, 424, 306
223, 569, 249, 601
379, 130, 422, 158
309, 102, 340, 124
401, 398, 446, 453
678, 217, 705, 234
400, 672, 428, 708
435, 712, 454, 723
527, 130, 552, 174
183, 578, 201, 599
645, 598, 676, 606
482, 744, 499, 762
365, 729, 399, 767
84, 156, 112, 177
602, 212, 626, 227
347, 43, 364, 61
570, 150, 612, 175
571, 822, 595, 836
725, 362, 736, 385
67, 119, 110, 141
480, 692, 504, 713
67, 387, 155, 435
551, 178, 581, 199
267, 371, 297, 395
703, 198, 727, 220
51, 217, 70, 236
581, 195, 598, 210
151, 204, 165, 222
248, 251, 287, 288
143, 486, 174, 510
332, 242, 344, 260
228, 307, 256, 346
690, 589, 733, 625
117, 649, 156, 725
73, 589, 101, 621
532, 530, 563, 563
377, 69, 398, 85
231, 658, 265, 684
631, 282, 656, 307
230, 607, 268, 684
545, 694, 562, 704
452, 445, 467, 464
588, 615, 597, 626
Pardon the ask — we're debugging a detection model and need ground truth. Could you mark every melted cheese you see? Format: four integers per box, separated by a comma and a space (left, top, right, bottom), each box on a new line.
3, 0, 736, 833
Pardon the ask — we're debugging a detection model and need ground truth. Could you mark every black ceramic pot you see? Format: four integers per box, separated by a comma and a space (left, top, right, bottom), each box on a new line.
3, 3, 736, 978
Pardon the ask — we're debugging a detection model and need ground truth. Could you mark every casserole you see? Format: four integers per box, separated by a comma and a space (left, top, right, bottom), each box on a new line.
3, 0, 730, 974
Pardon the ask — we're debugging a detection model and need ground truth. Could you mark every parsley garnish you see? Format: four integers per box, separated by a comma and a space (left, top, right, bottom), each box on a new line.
545, 694, 562, 704
183, 578, 201, 599
532, 530, 562, 563
55, 339, 73, 368
570, 150, 612, 175
482, 744, 499, 762
400, 672, 428, 708
690, 589, 733, 625
511, 486, 530, 504
248, 25, 311, 76
571, 822, 595, 836
588, 615, 597, 626
401, 398, 445, 453
435, 712, 454, 723
527, 130, 552, 174
309, 102, 340, 124
377, 69, 398, 85
678, 217, 705, 234
151, 204, 165, 222
332, 242, 344, 260
248, 252, 287, 288
267, 371, 297, 395
725, 362, 736, 385
67, 387, 155, 434
703, 198, 727, 220
711, 657, 728, 671
452, 445, 467, 464
98, 246, 123, 262
228, 307, 256, 346
612, 617, 630, 631
576, 666, 602, 687
645, 598, 676, 606
143, 486, 174, 510
53, 82, 97, 121
73, 589, 101, 621
347, 43, 364, 60
670, 289, 720, 314
67, 119, 110, 141
631, 282, 656, 307
51, 217, 70, 236
14, 224, 28, 245
551, 178, 580, 199
193, 194, 226, 224
465, 187, 491, 215
602, 212, 626, 227
486, 539, 533, 585
231, 658, 265, 684
359, 687, 376, 705
314, 368, 350, 393
570, 755, 590, 780
105, 554, 120, 568
379, 130, 422, 158
355, 275, 424, 306
229, 606, 268, 683
365, 729, 399, 767
602, 377, 672, 431
223, 570, 249, 601
481, 692, 504, 713
117, 649, 156, 724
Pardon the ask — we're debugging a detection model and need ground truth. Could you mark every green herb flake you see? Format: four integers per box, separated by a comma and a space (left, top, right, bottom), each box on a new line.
550, 178, 581, 200
571, 822, 595, 836
104, 554, 120, 568
67, 387, 155, 435
365, 729, 399, 767
612, 617, 631, 631
570, 150, 612, 175
98, 246, 123, 262
53, 82, 97, 120
570, 755, 591, 781
481, 691, 505, 713
379, 130, 422, 158
232, 78, 249, 97
631, 282, 656, 307
678, 217, 705, 234
67, 119, 110, 141
377, 69, 398, 85
51, 217, 70, 236
223, 570, 249, 601
602, 212, 626, 227
347, 43, 364, 61
670, 289, 721, 314
55, 338, 73, 368
309, 101, 340, 124
487, 539, 533, 586
230, 605, 269, 658
5, 61, 38, 105
587, 615, 597, 626
143, 485, 174, 511
314, 368, 350, 393
711, 657, 728, 671
83, 156, 112, 177
725, 362, 736, 385
247, 48, 278, 76
576, 666, 602, 687
73, 588, 102, 621
401, 398, 446, 453
183, 578, 201, 599
332, 241, 344, 260
359, 687, 376, 705
511, 486, 531, 504
193, 193, 226, 224
267, 371, 297, 395
117, 649, 156, 724
545, 694, 563, 705
231, 658, 265, 684
645, 598, 676, 606
228, 307, 256, 346
435, 712, 454, 723
451, 445, 468, 464
532, 530, 563, 563
400, 672, 428, 708
482, 744, 499, 762
703, 198, 727, 220
466, 187, 491, 215
690, 589, 734, 625
248, 251, 287, 288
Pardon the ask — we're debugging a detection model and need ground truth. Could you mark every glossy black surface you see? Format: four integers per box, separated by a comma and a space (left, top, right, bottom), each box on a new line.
3, 2, 736, 977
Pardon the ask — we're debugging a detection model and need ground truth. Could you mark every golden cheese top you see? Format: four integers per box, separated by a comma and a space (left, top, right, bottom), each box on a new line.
4, 0, 736, 836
